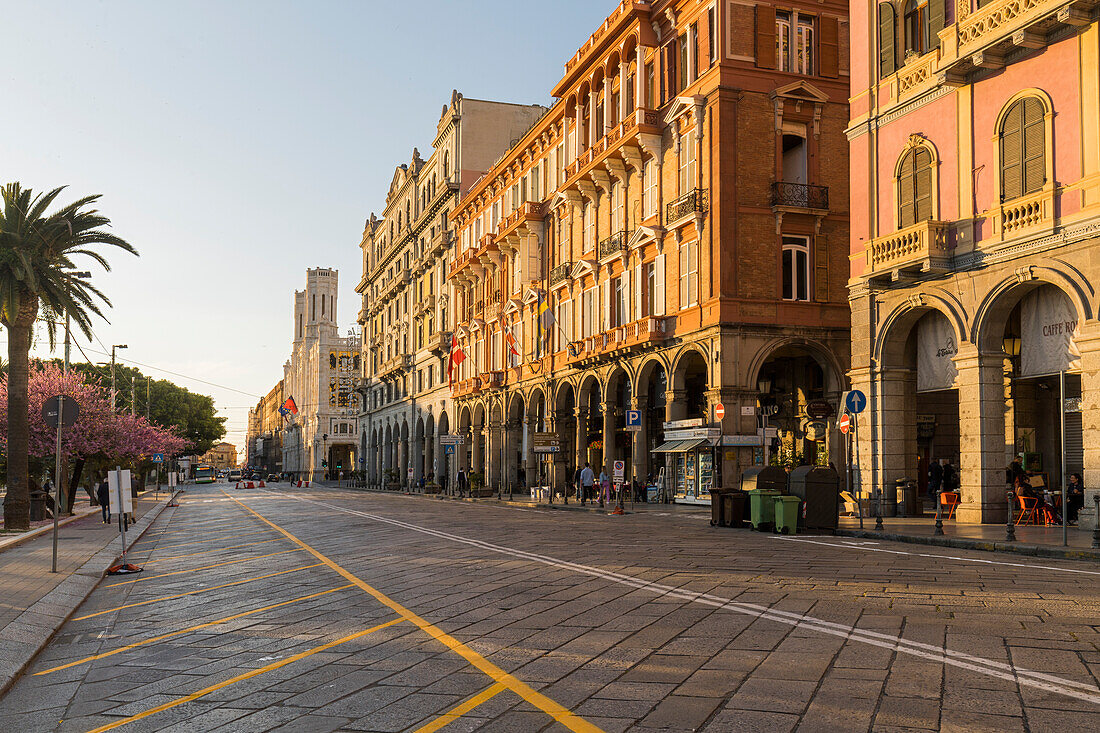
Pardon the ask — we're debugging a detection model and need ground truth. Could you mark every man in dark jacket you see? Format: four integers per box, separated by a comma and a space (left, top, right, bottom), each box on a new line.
96, 480, 110, 523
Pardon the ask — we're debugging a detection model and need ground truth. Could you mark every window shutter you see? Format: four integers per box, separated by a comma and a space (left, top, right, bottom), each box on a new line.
814, 236, 829, 302
914, 148, 933, 222
601, 279, 610, 332
698, 12, 709, 71
654, 254, 666, 315
820, 16, 839, 78
756, 6, 777, 70
1022, 98, 1046, 195
633, 263, 642, 321
898, 150, 916, 228
929, 0, 946, 51
622, 268, 631, 323
1001, 102, 1024, 202
879, 3, 896, 77
665, 40, 678, 97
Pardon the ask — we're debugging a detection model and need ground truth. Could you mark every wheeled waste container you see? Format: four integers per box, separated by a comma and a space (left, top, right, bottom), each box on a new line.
710, 488, 731, 526
749, 489, 781, 531
726, 491, 748, 528
789, 466, 840, 531
773, 495, 802, 535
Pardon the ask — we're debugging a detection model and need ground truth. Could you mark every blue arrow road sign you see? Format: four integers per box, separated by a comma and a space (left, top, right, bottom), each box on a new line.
152, 453, 164, 463
625, 410, 641, 428
845, 390, 867, 415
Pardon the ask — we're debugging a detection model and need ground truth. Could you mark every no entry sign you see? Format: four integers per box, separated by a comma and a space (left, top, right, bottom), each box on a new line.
839, 413, 851, 434
714, 403, 725, 421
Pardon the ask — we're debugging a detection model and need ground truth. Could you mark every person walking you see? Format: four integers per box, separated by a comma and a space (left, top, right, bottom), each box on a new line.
96, 479, 110, 524
580, 462, 595, 505
598, 469, 610, 508
928, 459, 943, 497
456, 469, 467, 498
573, 466, 583, 502
1067, 473, 1085, 524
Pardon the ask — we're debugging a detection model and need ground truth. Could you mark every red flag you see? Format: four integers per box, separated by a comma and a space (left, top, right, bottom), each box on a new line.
448, 335, 466, 385
505, 329, 520, 358
282, 397, 299, 415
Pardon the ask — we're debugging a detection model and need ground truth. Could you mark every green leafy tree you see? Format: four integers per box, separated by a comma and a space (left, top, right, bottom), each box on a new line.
0, 184, 136, 530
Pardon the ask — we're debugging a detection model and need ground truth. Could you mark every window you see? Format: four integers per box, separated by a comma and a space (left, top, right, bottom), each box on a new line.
645, 61, 655, 108
583, 203, 595, 252
644, 262, 656, 316
904, 0, 929, 56
644, 159, 659, 217
582, 287, 596, 338
782, 236, 810, 302
491, 200, 500, 231
679, 33, 689, 90
690, 23, 699, 80
897, 146, 933, 227
678, 241, 698, 308
679, 132, 696, 194
782, 134, 808, 184
777, 11, 815, 74
1000, 96, 1046, 202
708, 5, 717, 66
559, 298, 573, 351
530, 165, 540, 201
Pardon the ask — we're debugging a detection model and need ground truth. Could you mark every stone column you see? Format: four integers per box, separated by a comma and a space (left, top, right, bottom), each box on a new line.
665, 389, 685, 422
602, 400, 615, 477
1076, 325, 1100, 529
524, 413, 537, 487
604, 76, 613, 129
955, 345, 1010, 523
589, 89, 598, 147
619, 61, 629, 120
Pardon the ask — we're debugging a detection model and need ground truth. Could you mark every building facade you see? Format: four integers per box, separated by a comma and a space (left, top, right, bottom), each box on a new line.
245, 380, 285, 474
356, 92, 548, 489
849, 0, 1100, 525
281, 268, 360, 479
201, 442, 237, 470
448, 0, 851, 501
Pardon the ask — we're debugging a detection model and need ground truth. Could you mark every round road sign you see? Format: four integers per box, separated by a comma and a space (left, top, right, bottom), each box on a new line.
42, 395, 79, 429
714, 403, 725, 420
839, 413, 851, 434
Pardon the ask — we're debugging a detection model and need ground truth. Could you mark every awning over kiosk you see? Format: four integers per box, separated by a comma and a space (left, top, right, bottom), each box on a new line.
652, 438, 713, 453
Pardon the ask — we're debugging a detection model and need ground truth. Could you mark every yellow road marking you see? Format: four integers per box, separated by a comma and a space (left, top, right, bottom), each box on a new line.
141, 521, 263, 538
221, 490, 604, 733
74, 564, 324, 621
85, 618, 403, 733
412, 682, 507, 733
35, 584, 355, 675
141, 537, 287, 563
103, 549, 304, 588
132, 528, 274, 552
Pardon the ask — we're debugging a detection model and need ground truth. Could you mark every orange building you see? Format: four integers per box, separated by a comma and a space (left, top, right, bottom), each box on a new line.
448, 0, 851, 501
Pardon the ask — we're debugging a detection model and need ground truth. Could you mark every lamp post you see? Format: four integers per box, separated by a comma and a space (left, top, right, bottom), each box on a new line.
110, 344, 128, 413
322, 432, 328, 481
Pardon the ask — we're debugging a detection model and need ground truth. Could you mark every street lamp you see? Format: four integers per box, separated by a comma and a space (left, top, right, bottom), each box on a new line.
110, 344, 128, 412
322, 433, 328, 480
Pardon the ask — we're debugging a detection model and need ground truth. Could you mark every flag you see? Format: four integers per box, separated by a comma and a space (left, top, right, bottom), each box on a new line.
538, 297, 555, 331
505, 328, 520, 359
448, 334, 466, 385
282, 397, 299, 416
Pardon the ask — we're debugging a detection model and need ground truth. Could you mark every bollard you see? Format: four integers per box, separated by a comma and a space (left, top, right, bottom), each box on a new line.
874, 488, 884, 531
1005, 490, 1017, 543
934, 492, 944, 536
1092, 495, 1100, 550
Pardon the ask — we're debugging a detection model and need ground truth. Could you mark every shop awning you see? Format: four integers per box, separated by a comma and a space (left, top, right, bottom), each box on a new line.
652, 438, 712, 453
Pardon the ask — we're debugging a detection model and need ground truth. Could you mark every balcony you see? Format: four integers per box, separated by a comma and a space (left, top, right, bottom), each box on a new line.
428, 331, 451, 354
995, 187, 1055, 240
770, 182, 829, 212
563, 107, 662, 190
549, 261, 572, 287
378, 354, 413, 381
666, 188, 709, 225
598, 230, 631, 261
453, 376, 482, 399
866, 220, 952, 279
484, 370, 505, 390
937, 0, 1093, 82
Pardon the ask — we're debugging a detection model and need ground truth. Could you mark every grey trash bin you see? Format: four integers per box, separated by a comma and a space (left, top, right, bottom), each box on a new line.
789, 466, 840, 531
740, 466, 788, 493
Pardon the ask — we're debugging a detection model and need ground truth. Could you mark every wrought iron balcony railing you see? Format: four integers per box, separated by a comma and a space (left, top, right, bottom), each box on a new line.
770, 182, 829, 210
597, 230, 630, 260
549, 261, 572, 286
666, 188, 709, 223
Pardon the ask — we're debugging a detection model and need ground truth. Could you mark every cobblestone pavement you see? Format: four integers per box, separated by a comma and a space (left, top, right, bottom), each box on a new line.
2, 482, 1099, 732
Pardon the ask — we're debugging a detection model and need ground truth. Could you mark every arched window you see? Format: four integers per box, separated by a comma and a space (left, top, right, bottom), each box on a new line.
1000, 96, 1046, 202
897, 145, 933, 227
904, 0, 930, 56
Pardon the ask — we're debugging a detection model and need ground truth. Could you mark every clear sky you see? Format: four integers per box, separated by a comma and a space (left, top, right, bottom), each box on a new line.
1, 0, 612, 452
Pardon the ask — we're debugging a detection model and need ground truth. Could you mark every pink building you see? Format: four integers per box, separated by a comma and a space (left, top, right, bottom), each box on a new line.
849, 0, 1100, 525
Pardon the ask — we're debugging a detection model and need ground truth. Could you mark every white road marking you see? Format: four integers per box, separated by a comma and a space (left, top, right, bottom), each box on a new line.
772, 535, 1100, 577
254, 488, 1100, 706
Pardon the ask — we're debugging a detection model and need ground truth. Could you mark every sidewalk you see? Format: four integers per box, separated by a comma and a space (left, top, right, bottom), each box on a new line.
0, 490, 173, 694
836, 514, 1100, 560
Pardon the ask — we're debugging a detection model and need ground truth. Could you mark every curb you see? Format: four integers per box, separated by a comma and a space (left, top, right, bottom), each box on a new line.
0, 491, 178, 696
836, 528, 1100, 561
0, 506, 99, 553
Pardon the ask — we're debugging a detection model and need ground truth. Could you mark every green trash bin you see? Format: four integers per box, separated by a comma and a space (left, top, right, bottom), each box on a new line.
749, 489, 781, 531
774, 495, 802, 535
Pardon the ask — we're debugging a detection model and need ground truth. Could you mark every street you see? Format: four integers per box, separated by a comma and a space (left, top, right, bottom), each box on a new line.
2, 483, 1099, 732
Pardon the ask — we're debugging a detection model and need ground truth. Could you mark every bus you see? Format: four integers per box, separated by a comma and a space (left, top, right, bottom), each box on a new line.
194, 465, 216, 484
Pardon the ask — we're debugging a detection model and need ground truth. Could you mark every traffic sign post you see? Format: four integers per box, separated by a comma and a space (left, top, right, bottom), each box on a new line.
839, 414, 851, 434
714, 403, 725, 421
624, 410, 642, 431
43, 395, 80, 574
844, 389, 867, 415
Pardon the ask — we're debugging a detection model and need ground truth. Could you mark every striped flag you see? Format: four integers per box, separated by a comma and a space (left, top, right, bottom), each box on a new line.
505, 328, 520, 359
448, 334, 466, 385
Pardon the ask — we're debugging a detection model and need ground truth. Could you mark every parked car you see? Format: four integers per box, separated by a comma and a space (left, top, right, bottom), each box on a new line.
227, 470, 242, 483
266, 474, 279, 483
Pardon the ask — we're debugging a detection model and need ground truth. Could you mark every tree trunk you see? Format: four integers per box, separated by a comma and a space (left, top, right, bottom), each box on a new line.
3, 298, 38, 531
66, 457, 87, 514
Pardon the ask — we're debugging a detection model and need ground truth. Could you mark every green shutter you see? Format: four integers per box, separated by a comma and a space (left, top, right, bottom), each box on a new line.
929, 0, 946, 51
914, 148, 933, 222
880, 3, 896, 77
1022, 97, 1046, 195
898, 150, 916, 228
1001, 102, 1023, 202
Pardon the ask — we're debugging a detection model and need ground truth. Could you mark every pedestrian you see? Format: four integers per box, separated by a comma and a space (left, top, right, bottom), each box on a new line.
942, 460, 958, 493
96, 479, 110, 524
928, 458, 943, 496
517, 466, 526, 489
598, 469, 610, 508
573, 466, 583, 502
580, 462, 594, 505
1067, 473, 1085, 524
1007, 455, 1025, 488
457, 469, 467, 498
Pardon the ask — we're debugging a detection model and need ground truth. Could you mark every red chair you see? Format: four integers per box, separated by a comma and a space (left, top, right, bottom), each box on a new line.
1015, 495, 1039, 525
939, 492, 960, 520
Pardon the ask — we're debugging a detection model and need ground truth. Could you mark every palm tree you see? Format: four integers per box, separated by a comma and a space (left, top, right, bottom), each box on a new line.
0, 183, 136, 529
